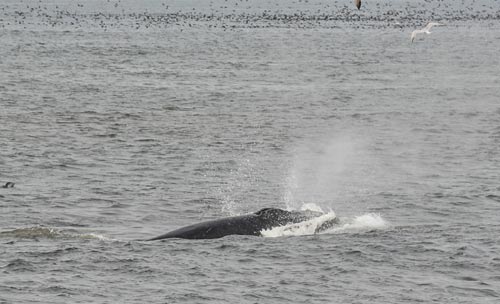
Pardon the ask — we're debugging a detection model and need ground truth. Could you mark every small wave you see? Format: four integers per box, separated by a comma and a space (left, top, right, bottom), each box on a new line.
0, 227, 63, 239
0, 227, 112, 241
1, 258, 33, 269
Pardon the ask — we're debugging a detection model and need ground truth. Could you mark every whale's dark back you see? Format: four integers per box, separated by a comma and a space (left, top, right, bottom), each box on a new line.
148, 208, 323, 240
148, 214, 263, 240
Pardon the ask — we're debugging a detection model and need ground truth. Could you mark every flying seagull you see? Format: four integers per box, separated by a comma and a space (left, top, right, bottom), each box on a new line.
411, 22, 443, 43
355, 0, 361, 10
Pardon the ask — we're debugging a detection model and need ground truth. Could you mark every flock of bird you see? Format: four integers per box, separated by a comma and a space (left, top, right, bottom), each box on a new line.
0, 0, 499, 40
0, 1, 497, 192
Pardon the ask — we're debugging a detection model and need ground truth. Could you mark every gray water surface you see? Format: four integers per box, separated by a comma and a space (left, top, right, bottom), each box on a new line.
1, 0, 500, 303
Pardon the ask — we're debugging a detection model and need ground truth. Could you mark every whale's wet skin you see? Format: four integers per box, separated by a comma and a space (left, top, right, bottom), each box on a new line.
2, 0, 500, 303
148, 208, 338, 240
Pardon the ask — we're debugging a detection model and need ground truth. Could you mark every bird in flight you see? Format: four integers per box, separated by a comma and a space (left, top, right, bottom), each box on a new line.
411, 22, 444, 43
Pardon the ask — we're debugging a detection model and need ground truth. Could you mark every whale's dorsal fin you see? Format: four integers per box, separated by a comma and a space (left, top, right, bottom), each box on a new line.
254, 208, 282, 216
254, 208, 274, 216
254, 208, 291, 220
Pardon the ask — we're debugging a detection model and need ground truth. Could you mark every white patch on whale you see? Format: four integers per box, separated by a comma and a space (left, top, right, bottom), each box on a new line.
260, 209, 389, 238
261, 211, 337, 237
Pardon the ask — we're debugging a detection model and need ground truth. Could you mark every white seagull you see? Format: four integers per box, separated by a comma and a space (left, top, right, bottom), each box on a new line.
410, 22, 443, 43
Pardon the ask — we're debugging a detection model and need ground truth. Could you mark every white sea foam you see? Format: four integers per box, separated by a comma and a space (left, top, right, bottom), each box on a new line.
299, 203, 326, 213
327, 213, 389, 234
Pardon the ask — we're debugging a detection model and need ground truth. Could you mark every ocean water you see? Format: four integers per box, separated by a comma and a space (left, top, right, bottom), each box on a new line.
1, 0, 500, 303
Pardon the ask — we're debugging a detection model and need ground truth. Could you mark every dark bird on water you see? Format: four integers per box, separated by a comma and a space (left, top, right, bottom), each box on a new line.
2, 182, 15, 188
355, 0, 361, 10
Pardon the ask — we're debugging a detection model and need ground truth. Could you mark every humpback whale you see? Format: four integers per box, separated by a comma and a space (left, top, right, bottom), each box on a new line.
148, 208, 337, 240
